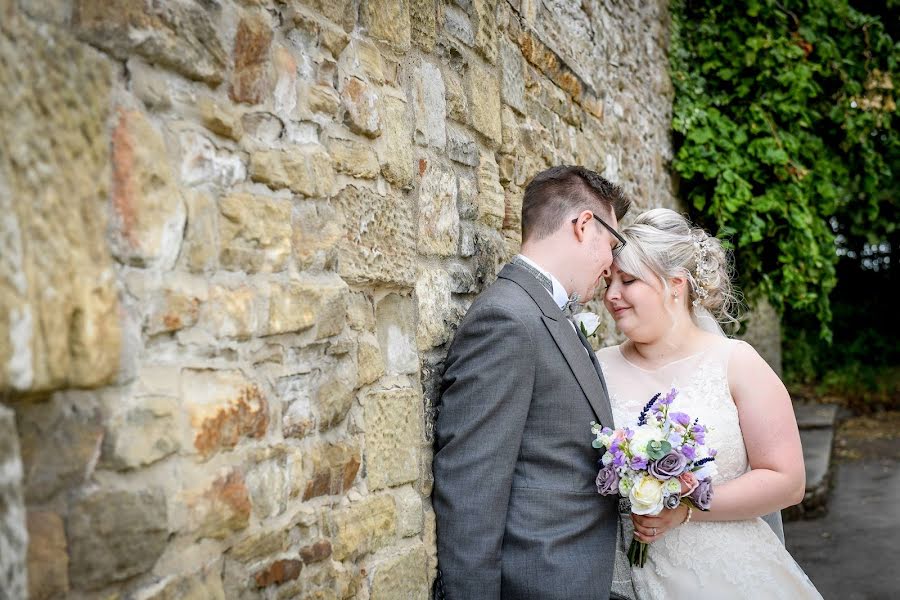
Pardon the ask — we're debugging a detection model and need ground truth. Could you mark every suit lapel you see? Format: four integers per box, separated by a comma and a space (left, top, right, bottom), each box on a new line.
499, 263, 615, 427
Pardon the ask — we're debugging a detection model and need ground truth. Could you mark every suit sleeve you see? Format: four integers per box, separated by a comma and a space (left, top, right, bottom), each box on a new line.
432, 304, 535, 599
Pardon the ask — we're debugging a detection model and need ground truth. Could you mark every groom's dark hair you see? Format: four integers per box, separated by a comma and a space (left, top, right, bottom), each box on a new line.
521, 166, 630, 242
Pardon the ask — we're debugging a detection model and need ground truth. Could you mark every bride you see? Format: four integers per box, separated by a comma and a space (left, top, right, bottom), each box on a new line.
595, 208, 822, 599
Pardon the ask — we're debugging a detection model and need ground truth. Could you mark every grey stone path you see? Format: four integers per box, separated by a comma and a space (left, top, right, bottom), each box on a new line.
785, 455, 900, 599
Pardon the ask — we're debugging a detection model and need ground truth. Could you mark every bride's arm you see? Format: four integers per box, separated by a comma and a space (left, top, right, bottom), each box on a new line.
633, 342, 804, 540
691, 341, 806, 521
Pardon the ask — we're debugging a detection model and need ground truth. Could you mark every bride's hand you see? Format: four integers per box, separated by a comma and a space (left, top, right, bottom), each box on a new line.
632, 504, 689, 542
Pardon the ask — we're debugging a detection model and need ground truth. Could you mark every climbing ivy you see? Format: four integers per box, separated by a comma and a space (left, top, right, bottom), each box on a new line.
669, 0, 898, 339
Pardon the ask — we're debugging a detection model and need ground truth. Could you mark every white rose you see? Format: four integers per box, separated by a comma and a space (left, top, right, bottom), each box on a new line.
572, 312, 601, 337
629, 426, 665, 460
629, 475, 665, 515
664, 478, 681, 494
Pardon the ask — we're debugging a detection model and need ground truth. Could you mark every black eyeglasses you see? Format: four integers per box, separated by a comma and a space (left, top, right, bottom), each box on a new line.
572, 213, 627, 257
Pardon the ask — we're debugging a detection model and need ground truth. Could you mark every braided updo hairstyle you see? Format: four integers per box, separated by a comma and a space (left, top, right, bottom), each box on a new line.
614, 208, 740, 327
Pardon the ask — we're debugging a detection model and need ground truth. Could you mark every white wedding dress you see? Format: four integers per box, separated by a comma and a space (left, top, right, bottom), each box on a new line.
597, 339, 822, 600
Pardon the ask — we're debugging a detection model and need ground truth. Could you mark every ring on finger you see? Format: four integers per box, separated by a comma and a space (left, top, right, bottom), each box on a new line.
651, 527, 657, 536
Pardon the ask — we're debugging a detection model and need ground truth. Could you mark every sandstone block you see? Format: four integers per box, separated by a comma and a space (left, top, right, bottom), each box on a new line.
412, 61, 446, 148
357, 331, 385, 386
101, 395, 180, 470
330, 186, 417, 286
394, 486, 424, 537
280, 374, 314, 440
109, 108, 185, 268
186, 470, 252, 540
266, 275, 348, 338
296, 0, 356, 32
341, 77, 381, 138
363, 387, 422, 490
219, 193, 293, 273
198, 96, 243, 140
16, 398, 103, 503
254, 559, 302, 588
245, 458, 287, 520
182, 369, 268, 459
67, 488, 168, 589
466, 63, 502, 145
416, 267, 453, 350
250, 145, 335, 197
370, 543, 428, 600
300, 540, 332, 564
229, 529, 288, 563
444, 66, 468, 123
273, 46, 299, 115
418, 161, 459, 256
327, 137, 379, 179
347, 291, 376, 332
339, 38, 384, 83
0, 14, 120, 393
327, 494, 396, 560
446, 124, 479, 166
361, 0, 411, 51
302, 442, 361, 500
230, 12, 273, 105
200, 285, 258, 340
315, 375, 355, 431
378, 94, 414, 188
75, 0, 227, 85
292, 201, 341, 271
179, 129, 247, 188
375, 294, 419, 375
241, 111, 285, 146
500, 37, 526, 114
477, 151, 506, 228
410, 0, 437, 51
307, 84, 342, 116
26, 511, 69, 600
471, 0, 498, 63
145, 286, 203, 335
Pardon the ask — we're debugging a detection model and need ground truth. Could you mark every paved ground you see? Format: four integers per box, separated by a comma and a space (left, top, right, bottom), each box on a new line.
784, 413, 900, 599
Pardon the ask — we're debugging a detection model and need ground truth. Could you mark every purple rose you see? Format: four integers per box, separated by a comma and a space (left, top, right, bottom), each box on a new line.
670, 411, 691, 426
689, 477, 713, 510
664, 493, 681, 509
595, 464, 620, 496
648, 451, 688, 480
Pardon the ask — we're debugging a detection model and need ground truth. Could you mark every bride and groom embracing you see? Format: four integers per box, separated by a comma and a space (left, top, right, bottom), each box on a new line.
431, 166, 822, 599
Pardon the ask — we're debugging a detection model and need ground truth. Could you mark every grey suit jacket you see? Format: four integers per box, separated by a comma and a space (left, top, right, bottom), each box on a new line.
433, 264, 620, 600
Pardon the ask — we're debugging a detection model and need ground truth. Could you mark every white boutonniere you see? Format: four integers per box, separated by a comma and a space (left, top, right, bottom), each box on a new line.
572, 312, 601, 337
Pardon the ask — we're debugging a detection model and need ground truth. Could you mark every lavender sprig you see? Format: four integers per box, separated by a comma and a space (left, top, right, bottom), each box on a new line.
637, 393, 661, 426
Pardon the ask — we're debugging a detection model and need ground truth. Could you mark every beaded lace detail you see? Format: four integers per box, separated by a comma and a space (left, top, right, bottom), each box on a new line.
597, 340, 822, 600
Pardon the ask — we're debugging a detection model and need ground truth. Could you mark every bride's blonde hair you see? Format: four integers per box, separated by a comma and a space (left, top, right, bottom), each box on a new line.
614, 208, 740, 328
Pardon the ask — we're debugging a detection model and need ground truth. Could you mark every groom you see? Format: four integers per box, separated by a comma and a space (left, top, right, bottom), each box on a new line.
433, 166, 631, 599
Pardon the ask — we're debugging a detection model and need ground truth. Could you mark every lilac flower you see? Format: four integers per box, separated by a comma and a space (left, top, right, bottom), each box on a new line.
660, 388, 678, 405
669, 411, 691, 427
624, 427, 635, 440
681, 445, 696, 460
693, 432, 706, 444
689, 477, 713, 510
709, 448, 718, 457
630, 455, 649, 470
612, 452, 626, 468
595, 464, 620, 496
648, 451, 688, 480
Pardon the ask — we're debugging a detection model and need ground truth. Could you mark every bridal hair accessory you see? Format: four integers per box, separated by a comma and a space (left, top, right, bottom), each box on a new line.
691, 231, 717, 306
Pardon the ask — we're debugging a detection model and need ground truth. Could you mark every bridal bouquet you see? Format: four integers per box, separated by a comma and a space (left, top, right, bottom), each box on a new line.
591, 388, 717, 567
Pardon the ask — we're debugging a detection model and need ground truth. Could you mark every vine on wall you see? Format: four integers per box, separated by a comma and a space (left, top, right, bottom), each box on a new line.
669, 0, 898, 340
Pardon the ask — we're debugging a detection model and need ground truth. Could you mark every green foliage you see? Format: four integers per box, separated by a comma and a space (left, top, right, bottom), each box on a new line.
669, 0, 898, 339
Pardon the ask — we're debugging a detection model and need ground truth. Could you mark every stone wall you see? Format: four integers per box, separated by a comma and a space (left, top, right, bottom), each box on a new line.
1, 0, 682, 598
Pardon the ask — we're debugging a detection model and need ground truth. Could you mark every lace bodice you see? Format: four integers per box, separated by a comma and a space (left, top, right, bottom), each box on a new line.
598, 339, 749, 486
597, 340, 822, 600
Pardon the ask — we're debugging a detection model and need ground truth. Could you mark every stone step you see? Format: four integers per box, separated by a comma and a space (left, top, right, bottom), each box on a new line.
784, 402, 839, 520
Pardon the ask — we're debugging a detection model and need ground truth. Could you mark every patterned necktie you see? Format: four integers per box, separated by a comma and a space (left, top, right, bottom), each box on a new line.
511, 256, 581, 318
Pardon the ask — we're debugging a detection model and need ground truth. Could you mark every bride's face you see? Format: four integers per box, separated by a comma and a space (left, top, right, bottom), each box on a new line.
601, 265, 668, 341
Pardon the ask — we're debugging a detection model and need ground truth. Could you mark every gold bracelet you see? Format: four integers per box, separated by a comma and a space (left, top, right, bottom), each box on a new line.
682, 505, 693, 525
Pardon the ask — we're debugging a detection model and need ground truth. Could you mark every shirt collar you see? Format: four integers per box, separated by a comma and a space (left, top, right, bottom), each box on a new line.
515, 254, 571, 310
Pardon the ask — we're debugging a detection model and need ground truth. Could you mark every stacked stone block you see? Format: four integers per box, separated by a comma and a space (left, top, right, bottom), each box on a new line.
1, 0, 680, 598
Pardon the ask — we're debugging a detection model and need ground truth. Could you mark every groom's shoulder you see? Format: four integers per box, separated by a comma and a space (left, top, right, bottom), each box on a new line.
468, 273, 538, 316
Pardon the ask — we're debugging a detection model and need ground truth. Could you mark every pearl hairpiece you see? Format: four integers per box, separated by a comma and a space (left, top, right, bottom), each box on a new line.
691, 231, 717, 306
